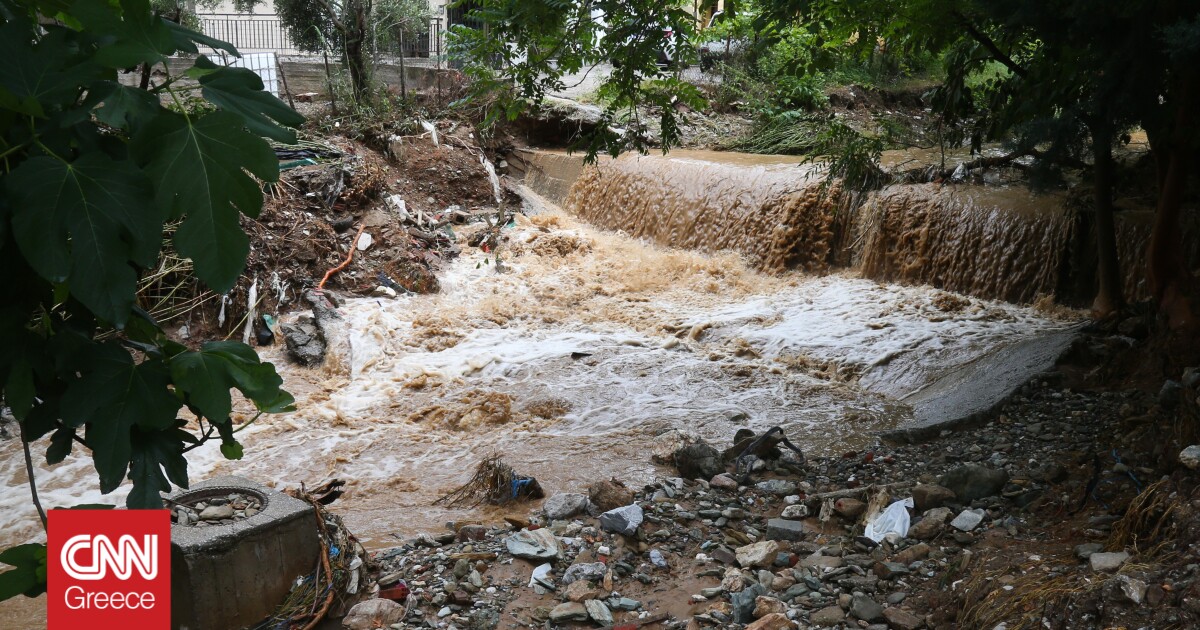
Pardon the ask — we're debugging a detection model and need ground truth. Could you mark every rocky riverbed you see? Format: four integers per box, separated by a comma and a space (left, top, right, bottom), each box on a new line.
334, 350, 1200, 630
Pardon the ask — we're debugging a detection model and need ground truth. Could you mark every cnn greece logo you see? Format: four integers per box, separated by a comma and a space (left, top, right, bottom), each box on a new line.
49, 509, 170, 629
60, 534, 158, 581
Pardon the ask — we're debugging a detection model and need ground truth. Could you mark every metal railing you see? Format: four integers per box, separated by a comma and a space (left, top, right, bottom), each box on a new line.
195, 14, 445, 59
198, 14, 299, 54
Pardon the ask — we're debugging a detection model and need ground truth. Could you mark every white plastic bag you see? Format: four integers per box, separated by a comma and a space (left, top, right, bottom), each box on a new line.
862, 497, 914, 543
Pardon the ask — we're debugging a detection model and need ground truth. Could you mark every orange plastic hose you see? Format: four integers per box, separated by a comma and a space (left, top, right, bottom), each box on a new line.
317, 223, 365, 291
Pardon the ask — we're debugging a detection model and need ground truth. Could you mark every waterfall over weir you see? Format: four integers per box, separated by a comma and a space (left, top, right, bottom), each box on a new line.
514, 148, 1179, 305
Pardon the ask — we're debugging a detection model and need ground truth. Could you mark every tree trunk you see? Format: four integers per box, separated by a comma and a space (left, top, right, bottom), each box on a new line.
1091, 122, 1123, 316
344, 0, 372, 101
1147, 73, 1196, 328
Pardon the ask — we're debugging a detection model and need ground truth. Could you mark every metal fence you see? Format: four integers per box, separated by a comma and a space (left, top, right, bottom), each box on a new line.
198, 14, 299, 54
195, 14, 445, 60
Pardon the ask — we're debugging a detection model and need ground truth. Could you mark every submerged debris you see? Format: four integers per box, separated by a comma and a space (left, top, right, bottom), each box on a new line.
435, 454, 545, 508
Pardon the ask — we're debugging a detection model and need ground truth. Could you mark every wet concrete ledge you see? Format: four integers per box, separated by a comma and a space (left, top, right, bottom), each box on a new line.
882, 326, 1084, 443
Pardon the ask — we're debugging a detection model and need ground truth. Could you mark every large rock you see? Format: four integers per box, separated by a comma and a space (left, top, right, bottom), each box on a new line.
1159, 380, 1184, 409
747, 612, 795, 630
911, 484, 956, 511
588, 479, 635, 512
753, 595, 786, 618
343, 599, 404, 630
1089, 551, 1129, 572
584, 599, 613, 625
1180, 445, 1200, 470
938, 465, 1009, 502
908, 507, 952, 540
766, 518, 805, 541
810, 605, 845, 626
950, 509, 985, 532
1107, 575, 1148, 605
850, 594, 884, 621
674, 441, 724, 480
736, 541, 783, 568
561, 562, 607, 585
882, 607, 924, 630
281, 316, 326, 366
599, 504, 644, 535
548, 602, 589, 623
505, 528, 561, 560
388, 259, 440, 294
650, 429, 702, 464
563, 579, 604, 602
543, 493, 589, 521
731, 584, 767, 623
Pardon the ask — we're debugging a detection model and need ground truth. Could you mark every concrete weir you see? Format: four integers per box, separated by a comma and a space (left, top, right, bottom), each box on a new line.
169, 476, 318, 630
513, 147, 1088, 440
882, 327, 1083, 442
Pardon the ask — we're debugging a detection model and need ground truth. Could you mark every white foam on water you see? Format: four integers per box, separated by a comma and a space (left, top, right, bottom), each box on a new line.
0, 202, 1080, 552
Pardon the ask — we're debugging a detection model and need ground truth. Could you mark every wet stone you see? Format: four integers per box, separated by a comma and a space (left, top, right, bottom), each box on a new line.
599, 504, 644, 535
950, 509, 985, 532
1090, 552, 1130, 572
548, 602, 588, 623
911, 484, 956, 511
674, 441, 724, 480
810, 605, 846, 626
543, 493, 589, 521
882, 606, 924, 630
561, 562, 607, 585
850, 594, 885, 622
938, 465, 1009, 502
766, 518, 806, 541
584, 599, 613, 625
737, 541, 783, 568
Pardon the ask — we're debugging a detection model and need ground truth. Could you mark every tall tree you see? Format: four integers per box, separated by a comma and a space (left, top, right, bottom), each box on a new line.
760, 0, 1199, 320
449, 0, 705, 158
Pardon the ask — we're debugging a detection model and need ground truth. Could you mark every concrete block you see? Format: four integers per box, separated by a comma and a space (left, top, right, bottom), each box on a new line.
169, 476, 318, 630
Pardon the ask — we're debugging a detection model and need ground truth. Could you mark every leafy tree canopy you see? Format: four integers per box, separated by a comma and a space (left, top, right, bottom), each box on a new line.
450, 0, 706, 159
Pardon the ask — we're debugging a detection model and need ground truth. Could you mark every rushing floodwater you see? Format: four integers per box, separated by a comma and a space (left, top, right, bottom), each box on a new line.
0, 187, 1078, 627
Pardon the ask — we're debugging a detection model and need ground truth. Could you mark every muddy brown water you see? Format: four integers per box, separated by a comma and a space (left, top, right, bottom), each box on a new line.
524, 147, 1196, 305
0, 151, 1085, 629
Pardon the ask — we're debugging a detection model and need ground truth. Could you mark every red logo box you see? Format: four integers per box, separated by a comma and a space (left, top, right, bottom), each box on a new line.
48, 509, 170, 630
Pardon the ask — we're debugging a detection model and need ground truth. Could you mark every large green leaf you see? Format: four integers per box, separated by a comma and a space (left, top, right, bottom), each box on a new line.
70, 0, 175, 68
133, 111, 277, 292
194, 56, 305, 143
60, 343, 182, 492
169, 340, 294, 422
5, 154, 162, 327
126, 422, 190, 509
0, 544, 47, 601
0, 23, 90, 117
87, 81, 159, 130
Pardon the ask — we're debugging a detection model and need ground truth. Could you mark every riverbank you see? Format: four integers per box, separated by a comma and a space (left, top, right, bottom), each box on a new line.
342, 351, 1200, 630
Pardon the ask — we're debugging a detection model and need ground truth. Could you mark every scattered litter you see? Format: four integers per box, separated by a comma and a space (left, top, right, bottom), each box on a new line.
356, 232, 374, 251
527, 562, 553, 588
862, 497, 914, 542
420, 120, 439, 147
